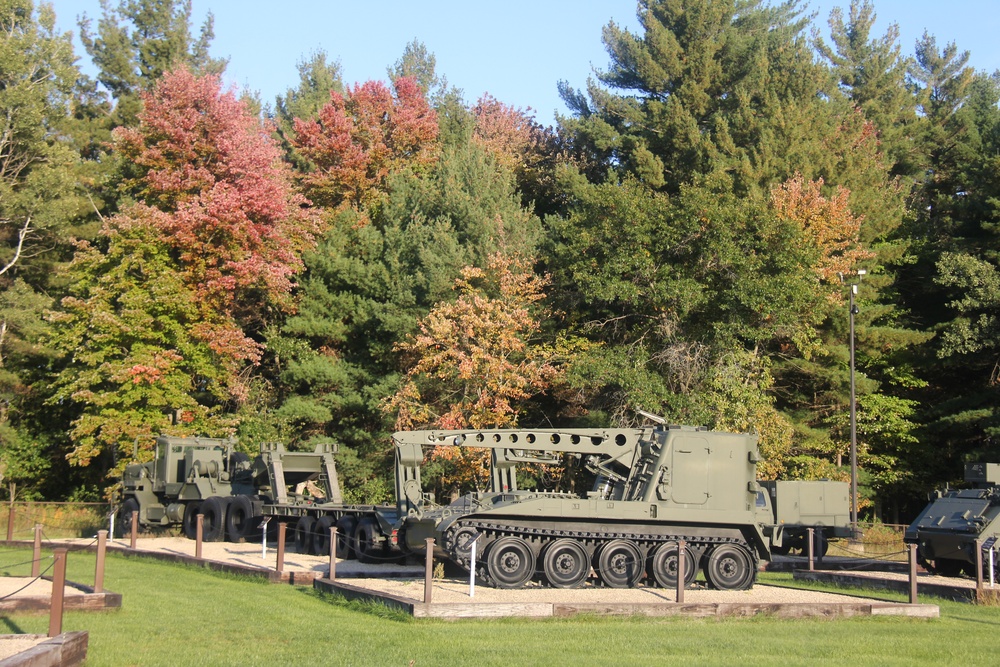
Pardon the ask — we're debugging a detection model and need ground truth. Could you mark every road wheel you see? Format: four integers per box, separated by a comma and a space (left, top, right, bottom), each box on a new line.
335, 516, 358, 559
595, 539, 643, 588
354, 517, 385, 564
312, 516, 335, 556
225, 495, 258, 542
294, 516, 317, 554
650, 542, 698, 589
199, 496, 229, 542
116, 498, 140, 538
542, 538, 590, 588
705, 544, 755, 591
486, 536, 536, 589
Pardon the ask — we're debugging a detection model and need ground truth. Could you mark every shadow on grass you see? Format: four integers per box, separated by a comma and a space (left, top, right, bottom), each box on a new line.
0, 617, 26, 634
299, 587, 413, 623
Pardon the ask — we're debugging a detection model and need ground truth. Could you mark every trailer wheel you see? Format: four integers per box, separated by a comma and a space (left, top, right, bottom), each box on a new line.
705, 544, 755, 591
486, 536, 536, 589
811, 531, 829, 559
116, 498, 140, 538
335, 516, 358, 560
199, 496, 229, 542
312, 516, 335, 556
595, 539, 643, 588
354, 517, 384, 564
294, 516, 317, 554
542, 538, 590, 588
182, 502, 201, 540
649, 542, 698, 589
225, 495, 258, 542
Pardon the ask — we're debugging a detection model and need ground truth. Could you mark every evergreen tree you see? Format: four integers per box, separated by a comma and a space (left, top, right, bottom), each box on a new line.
79, 0, 226, 126
813, 0, 918, 175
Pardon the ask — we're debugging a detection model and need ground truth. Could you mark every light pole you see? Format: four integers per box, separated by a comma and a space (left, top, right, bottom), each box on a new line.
846, 269, 865, 537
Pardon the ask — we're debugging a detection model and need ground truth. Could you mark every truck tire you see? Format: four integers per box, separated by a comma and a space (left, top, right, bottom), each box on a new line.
335, 516, 357, 559
294, 516, 316, 554
199, 496, 229, 542
182, 502, 201, 540
225, 495, 258, 542
116, 498, 140, 538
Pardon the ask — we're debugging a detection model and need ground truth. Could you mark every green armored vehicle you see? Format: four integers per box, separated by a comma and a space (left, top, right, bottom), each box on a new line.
905, 462, 1000, 576
393, 420, 781, 590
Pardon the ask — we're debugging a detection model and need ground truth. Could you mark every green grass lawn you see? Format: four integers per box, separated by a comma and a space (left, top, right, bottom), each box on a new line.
1, 546, 997, 666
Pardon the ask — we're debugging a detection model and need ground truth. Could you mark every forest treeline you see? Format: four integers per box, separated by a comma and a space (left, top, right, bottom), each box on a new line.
2, 0, 998, 521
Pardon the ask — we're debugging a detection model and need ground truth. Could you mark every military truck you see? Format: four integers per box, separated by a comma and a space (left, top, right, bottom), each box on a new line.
117, 436, 340, 543
388, 419, 846, 591
905, 462, 1000, 576
760, 480, 852, 557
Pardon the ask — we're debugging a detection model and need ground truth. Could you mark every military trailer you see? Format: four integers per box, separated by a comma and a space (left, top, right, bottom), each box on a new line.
392, 421, 779, 590
254, 442, 400, 562
760, 480, 852, 557
905, 462, 1000, 576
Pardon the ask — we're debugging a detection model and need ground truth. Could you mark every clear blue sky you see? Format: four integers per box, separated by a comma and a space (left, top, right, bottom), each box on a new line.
53, 1, 1000, 126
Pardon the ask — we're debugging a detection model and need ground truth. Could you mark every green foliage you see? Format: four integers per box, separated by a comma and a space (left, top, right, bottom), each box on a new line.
79, 0, 227, 126
47, 217, 233, 476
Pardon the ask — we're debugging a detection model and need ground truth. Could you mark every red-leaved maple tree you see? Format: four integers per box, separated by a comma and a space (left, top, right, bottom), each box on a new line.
113, 68, 318, 367
291, 77, 439, 211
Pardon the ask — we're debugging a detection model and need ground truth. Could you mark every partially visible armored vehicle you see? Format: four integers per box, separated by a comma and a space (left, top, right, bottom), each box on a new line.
905, 462, 1000, 576
390, 418, 845, 591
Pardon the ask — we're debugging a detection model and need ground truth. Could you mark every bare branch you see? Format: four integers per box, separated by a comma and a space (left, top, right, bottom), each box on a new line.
0, 215, 31, 277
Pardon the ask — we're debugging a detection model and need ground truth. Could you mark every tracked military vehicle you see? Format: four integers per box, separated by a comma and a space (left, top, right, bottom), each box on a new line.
392, 419, 775, 590
905, 462, 1000, 576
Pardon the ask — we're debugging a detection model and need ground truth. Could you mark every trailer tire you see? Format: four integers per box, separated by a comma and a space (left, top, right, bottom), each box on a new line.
294, 516, 317, 554
199, 496, 229, 542
812, 531, 829, 559
225, 495, 258, 542
312, 516, 335, 556
335, 516, 357, 560
182, 502, 202, 540
354, 517, 383, 564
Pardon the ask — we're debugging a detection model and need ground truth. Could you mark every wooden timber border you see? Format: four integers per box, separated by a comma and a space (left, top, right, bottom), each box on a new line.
793, 569, 998, 603
314, 578, 939, 620
0, 632, 88, 667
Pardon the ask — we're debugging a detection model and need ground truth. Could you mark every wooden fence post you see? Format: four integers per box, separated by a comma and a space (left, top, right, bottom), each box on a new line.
424, 538, 435, 604
95, 530, 107, 594
31, 524, 42, 578
6, 504, 14, 542
275, 522, 286, 575
48, 549, 67, 637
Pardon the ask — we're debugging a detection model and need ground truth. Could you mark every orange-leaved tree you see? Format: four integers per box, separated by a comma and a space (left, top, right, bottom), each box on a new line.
770, 174, 875, 299
385, 251, 564, 495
